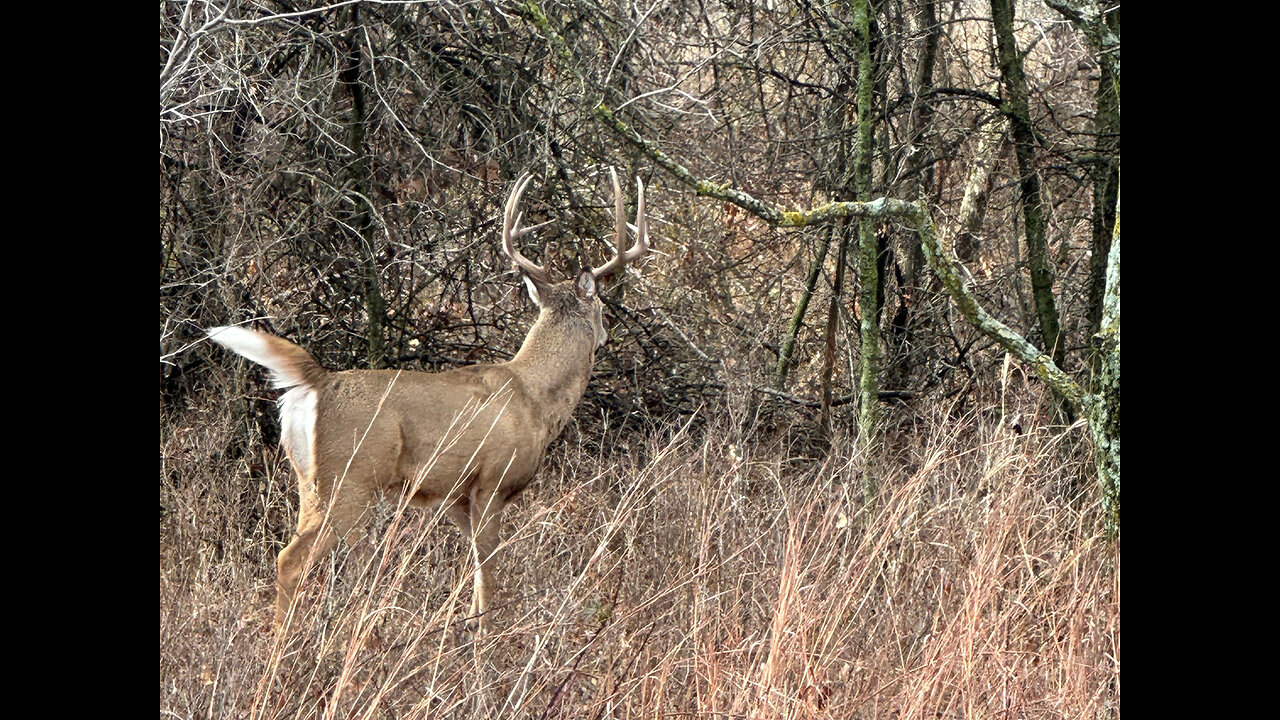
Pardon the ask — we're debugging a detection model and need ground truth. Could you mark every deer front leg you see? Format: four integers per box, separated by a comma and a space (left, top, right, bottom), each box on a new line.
468, 488, 504, 624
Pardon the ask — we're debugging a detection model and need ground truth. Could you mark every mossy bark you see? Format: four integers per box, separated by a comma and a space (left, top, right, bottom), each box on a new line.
912, 197, 1083, 410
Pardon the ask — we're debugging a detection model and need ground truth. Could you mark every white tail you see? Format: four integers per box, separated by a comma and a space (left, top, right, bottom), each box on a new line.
208, 170, 650, 630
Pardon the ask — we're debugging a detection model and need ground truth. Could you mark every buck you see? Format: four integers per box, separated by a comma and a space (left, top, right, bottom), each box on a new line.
208, 170, 649, 629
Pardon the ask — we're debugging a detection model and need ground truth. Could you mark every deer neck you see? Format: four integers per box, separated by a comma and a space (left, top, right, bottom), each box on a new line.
507, 311, 597, 426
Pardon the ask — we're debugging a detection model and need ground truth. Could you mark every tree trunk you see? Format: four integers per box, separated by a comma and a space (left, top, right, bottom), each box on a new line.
820, 220, 852, 436
776, 224, 835, 386
896, 0, 940, 337
341, 8, 387, 369
1088, 6, 1120, 359
990, 0, 1063, 369
955, 124, 1002, 263
854, 0, 879, 505
1090, 186, 1120, 537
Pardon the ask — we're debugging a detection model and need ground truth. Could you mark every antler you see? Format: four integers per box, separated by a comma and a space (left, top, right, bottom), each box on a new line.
591, 168, 650, 280
502, 172, 554, 285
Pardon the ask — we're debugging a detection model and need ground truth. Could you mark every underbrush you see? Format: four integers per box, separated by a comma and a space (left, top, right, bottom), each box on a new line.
160, 399, 1119, 719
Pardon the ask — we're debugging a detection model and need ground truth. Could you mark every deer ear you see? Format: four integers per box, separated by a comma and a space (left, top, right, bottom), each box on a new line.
522, 273, 543, 306
576, 269, 598, 299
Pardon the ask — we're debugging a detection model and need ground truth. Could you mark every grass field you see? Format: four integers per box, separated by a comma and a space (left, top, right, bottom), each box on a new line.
160, 391, 1119, 719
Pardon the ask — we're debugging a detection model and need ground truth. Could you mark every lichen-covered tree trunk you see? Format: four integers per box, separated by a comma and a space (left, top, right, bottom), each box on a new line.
914, 191, 1118, 535
1090, 187, 1120, 536
955, 125, 1002, 262
1044, 0, 1120, 535
854, 0, 879, 505
914, 205, 1083, 412
990, 0, 1062, 369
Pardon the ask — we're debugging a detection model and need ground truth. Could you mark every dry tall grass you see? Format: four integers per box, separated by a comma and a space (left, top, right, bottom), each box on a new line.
160, 394, 1118, 719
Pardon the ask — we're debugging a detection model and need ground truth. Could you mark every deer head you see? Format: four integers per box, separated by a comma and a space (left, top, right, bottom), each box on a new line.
501, 169, 649, 349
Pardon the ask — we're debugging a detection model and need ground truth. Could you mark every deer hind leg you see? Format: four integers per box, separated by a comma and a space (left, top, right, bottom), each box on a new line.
275, 508, 336, 629
274, 477, 370, 630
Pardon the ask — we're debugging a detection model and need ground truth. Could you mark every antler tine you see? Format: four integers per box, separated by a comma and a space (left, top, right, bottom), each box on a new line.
510, 212, 555, 241
501, 172, 553, 285
612, 168, 627, 262
592, 170, 651, 280
634, 176, 648, 259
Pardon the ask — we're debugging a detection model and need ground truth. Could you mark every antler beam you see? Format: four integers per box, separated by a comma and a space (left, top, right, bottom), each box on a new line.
592, 167, 649, 280
502, 172, 554, 285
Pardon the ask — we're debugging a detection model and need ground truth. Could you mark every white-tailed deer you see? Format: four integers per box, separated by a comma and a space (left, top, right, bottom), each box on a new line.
208, 170, 649, 630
